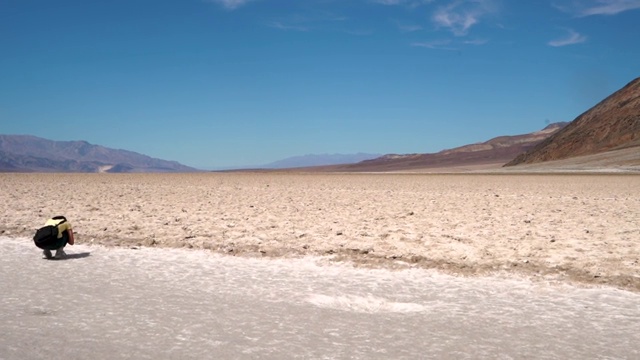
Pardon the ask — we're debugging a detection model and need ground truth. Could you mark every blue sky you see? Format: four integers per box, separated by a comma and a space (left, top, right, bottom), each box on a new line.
1, 0, 639, 169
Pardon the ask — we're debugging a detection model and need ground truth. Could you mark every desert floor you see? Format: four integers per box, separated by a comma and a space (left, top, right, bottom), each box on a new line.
1, 172, 639, 291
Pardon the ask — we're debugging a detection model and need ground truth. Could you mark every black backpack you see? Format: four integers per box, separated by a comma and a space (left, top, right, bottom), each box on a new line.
33, 216, 67, 249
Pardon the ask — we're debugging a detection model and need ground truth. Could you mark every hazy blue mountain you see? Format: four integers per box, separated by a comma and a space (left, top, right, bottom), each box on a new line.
0, 135, 198, 173
262, 153, 382, 169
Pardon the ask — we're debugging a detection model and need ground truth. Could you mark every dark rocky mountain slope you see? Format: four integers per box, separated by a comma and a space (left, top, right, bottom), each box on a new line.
506, 78, 640, 167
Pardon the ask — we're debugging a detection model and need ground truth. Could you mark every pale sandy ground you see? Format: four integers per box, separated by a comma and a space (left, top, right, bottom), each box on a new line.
1, 172, 639, 291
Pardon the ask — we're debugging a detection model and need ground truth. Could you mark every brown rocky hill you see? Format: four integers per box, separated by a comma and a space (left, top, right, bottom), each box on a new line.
312, 122, 567, 172
505, 78, 640, 167
0, 135, 198, 173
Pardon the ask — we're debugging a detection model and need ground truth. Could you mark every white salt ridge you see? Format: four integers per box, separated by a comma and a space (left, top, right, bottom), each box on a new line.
2, 237, 639, 360
307, 294, 427, 314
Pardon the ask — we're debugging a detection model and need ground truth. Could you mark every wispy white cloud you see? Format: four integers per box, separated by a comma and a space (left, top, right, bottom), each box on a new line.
397, 23, 423, 32
372, 0, 435, 7
346, 28, 375, 36
269, 21, 309, 32
548, 28, 587, 47
373, 0, 405, 4
553, 0, 640, 17
411, 36, 488, 50
463, 38, 488, 45
432, 0, 498, 36
208, 0, 253, 10
318, 12, 348, 22
267, 10, 347, 32
410, 39, 457, 50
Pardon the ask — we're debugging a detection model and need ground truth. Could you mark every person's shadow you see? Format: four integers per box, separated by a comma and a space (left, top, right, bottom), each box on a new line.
58, 252, 91, 260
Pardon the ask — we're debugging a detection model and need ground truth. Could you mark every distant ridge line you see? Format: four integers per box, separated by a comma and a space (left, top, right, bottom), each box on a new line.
0, 134, 198, 173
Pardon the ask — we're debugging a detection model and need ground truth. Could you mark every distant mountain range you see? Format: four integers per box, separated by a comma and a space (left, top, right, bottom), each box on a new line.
262, 153, 382, 169
285, 77, 640, 172
4, 78, 637, 173
0, 135, 197, 173
305, 122, 568, 172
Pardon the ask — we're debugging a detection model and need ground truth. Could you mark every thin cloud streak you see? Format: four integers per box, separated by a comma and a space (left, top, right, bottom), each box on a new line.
463, 38, 489, 45
554, 0, 640, 17
345, 28, 375, 36
373, 0, 405, 4
372, 0, 435, 6
209, 0, 252, 10
548, 29, 587, 47
398, 23, 423, 32
266, 11, 348, 33
411, 39, 458, 50
269, 21, 309, 32
581, 0, 640, 15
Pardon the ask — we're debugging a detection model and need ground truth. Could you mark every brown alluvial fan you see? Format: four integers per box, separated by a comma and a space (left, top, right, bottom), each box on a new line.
505, 77, 640, 166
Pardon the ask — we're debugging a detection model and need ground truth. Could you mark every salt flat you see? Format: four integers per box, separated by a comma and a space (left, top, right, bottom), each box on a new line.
1, 237, 639, 359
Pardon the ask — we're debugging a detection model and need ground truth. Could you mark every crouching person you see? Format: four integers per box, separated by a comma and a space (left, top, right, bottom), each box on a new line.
33, 216, 75, 259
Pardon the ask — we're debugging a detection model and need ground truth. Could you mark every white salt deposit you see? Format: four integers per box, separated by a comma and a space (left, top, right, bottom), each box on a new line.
1, 236, 639, 359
